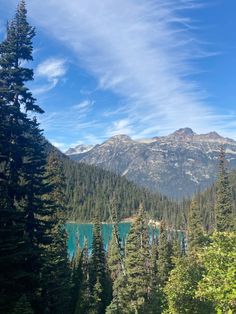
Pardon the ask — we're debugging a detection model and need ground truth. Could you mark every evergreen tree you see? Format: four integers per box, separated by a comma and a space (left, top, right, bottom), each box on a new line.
156, 222, 174, 312
12, 295, 34, 314
0, 1, 46, 311
146, 235, 162, 314
74, 239, 93, 314
171, 232, 183, 261
108, 202, 124, 282
121, 204, 151, 313
215, 146, 234, 231
187, 200, 206, 252
71, 245, 83, 314
90, 217, 111, 314
157, 222, 173, 287
40, 150, 72, 314
106, 219, 125, 314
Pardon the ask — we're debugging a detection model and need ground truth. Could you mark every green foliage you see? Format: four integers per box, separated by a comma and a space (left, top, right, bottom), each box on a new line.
187, 200, 207, 252
90, 218, 112, 313
108, 227, 123, 282
156, 222, 174, 312
12, 295, 33, 314
40, 150, 72, 313
0, 1, 47, 311
146, 236, 162, 314
106, 219, 126, 314
164, 255, 214, 314
0, 2, 71, 313
73, 240, 93, 314
120, 205, 151, 313
157, 222, 173, 287
59, 155, 180, 226
196, 232, 236, 313
215, 147, 234, 232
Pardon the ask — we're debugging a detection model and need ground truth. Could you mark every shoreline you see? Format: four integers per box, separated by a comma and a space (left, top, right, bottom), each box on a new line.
67, 217, 161, 226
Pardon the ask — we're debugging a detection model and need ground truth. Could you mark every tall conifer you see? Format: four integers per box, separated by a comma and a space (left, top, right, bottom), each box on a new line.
157, 222, 173, 287
106, 220, 125, 314
0, 1, 45, 311
215, 146, 234, 231
187, 200, 206, 252
90, 217, 111, 313
40, 150, 71, 313
122, 204, 151, 313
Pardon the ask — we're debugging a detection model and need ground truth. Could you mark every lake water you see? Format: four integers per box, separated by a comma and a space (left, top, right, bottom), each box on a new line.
66, 222, 160, 257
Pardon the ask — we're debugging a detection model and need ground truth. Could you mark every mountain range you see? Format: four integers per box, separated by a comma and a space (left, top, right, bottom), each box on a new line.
65, 128, 236, 199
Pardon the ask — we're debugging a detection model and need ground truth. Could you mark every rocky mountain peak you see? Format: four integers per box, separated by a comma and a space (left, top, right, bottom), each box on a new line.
168, 127, 195, 140
107, 134, 133, 142
203, 131, 223, 140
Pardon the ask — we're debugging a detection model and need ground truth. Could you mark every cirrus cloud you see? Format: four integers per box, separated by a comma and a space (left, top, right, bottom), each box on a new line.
33, 58, 67, 95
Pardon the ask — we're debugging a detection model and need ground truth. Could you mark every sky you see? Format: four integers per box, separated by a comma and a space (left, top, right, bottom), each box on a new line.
0, 0, 236, 151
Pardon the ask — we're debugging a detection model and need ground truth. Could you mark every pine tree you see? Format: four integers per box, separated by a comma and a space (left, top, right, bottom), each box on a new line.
121, 204, 151, 313
90, 217, 112, 314
71, 245, 83, 314
215, 146, 234, 231
187, 200, 206, 252
171, 232, 183, 261
0, 2, 71, 313
0, 1, 45, 311
106, 221, 125, 314
156, 221, 174, 313
12, 295, 34, 314
146, 235, 162, 314
157, 222, 173, 287
91, 278, 104, 314
40, 150, 72, 313
74, 238, 93, 314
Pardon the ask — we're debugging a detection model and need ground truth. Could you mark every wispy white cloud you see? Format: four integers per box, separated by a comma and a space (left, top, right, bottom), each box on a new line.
33, 58, 67, 95
4, 0, 235, 141
39, 111, 97, 131
72, 100, 94, 114
107, 119, 134, 137
35, 58, 67, 79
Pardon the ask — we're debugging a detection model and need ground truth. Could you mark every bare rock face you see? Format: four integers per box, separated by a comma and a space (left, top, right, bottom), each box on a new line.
66, 128, 236, 199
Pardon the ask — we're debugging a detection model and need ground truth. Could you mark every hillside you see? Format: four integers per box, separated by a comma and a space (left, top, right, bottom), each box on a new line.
48, 146, 182, 225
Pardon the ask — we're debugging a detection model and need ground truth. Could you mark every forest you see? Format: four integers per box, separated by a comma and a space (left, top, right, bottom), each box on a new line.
0, 1, 235, 314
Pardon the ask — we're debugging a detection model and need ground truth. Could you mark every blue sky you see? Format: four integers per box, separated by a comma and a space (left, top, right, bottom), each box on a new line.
1, 0, 236, 151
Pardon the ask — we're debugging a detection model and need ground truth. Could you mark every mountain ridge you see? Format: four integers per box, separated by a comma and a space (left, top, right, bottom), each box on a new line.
66, 128, 236, 199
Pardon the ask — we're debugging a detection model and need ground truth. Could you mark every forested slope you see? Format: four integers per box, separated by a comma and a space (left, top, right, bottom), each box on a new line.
48, 145, 236, 228
50, 147, 182, 225
183, 169, 236, 231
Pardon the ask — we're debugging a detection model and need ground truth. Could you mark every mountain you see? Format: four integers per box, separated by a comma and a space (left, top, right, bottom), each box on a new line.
66, 128, 236, 199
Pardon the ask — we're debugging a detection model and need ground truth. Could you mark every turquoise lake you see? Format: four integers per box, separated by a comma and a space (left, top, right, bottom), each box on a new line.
66, 223, 160, 257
